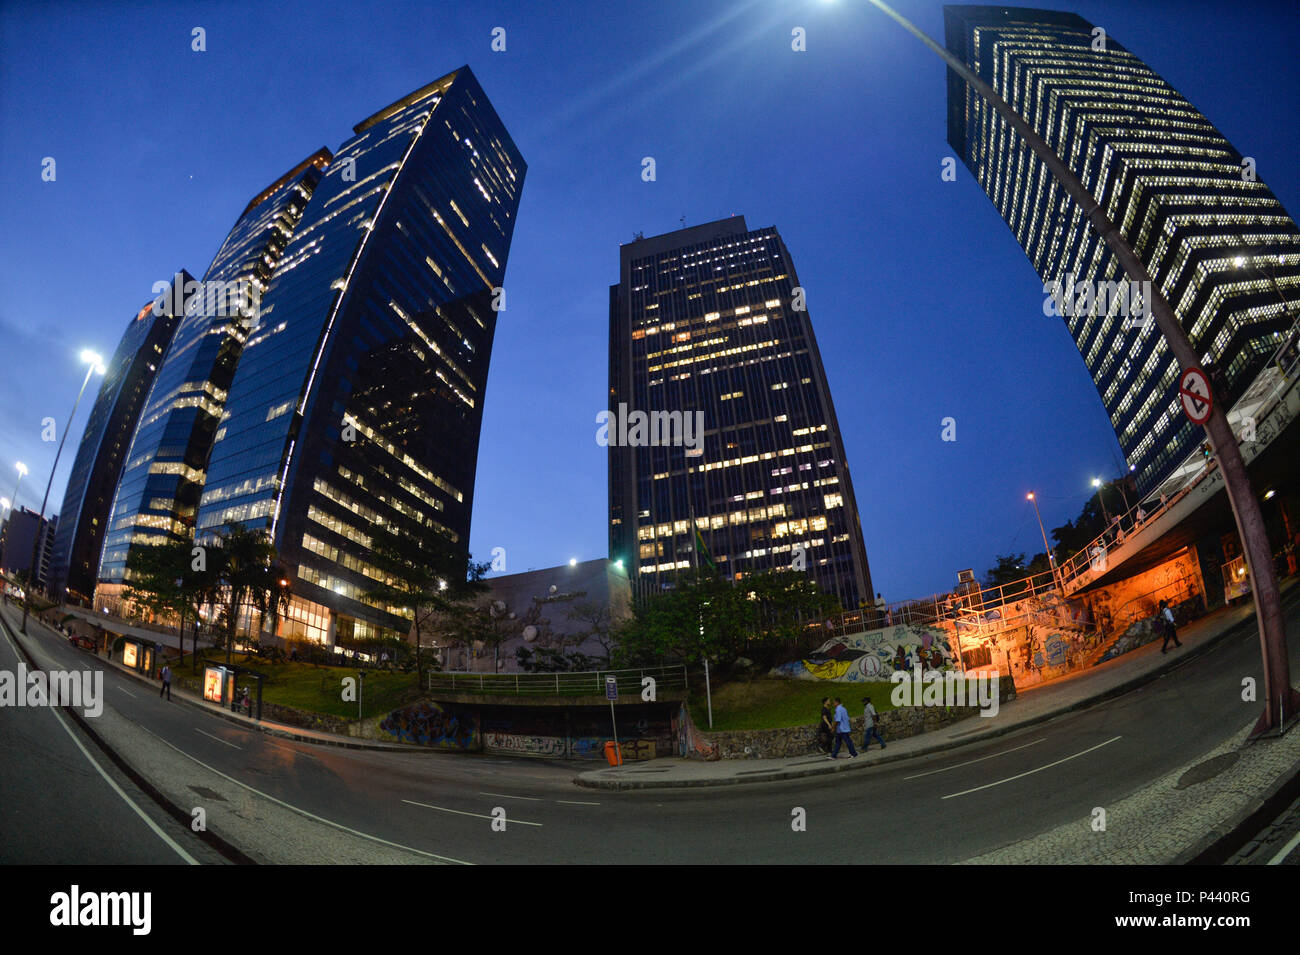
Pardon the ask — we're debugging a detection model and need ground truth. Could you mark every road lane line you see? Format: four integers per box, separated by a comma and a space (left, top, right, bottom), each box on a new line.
265, 740, 319, 760
903, 738, 1048, 780
196, 729, 242, 750
1268, 829, 1300, 865
556, 800, 600, 806
0, 619, 198, 865
134, 723, 471, 864
479, 791, 541, 801
404, 798, 543, 826
116, 686, 138, 698
942, 736, 1123, 799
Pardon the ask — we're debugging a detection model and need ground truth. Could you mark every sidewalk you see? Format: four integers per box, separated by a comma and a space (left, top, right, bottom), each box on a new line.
4, 603, 432, 755
576, 591, 1273, 791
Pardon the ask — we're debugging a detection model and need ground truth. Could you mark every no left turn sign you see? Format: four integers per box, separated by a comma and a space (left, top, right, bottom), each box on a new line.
1179, 367, 1213, 425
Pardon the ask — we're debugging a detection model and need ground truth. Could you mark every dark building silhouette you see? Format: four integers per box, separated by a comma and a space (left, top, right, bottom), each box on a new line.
1, 507, 57, 589
608, 217, 873, 611
944, 5, 1300, 494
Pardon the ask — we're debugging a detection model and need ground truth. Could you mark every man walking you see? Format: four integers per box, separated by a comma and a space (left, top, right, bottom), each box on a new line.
817, 697, 834, 754
159, 663, 172, 701
861, 696, 886, 750
828, 697, 857, 759
1159, 599, 1182, 653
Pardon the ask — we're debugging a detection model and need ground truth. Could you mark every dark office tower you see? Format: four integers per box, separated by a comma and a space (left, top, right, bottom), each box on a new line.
608, 217, 873, 611
194, 68, 524, 645
96, 150, 332, 600
944, 6, 1300, 494
48, 272, 196, 604
0, 508, 57, 589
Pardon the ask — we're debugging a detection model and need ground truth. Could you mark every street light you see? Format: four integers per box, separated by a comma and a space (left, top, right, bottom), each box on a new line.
1091, 477, 1112, 526
21, 350, 104, 633
1027, 493, 1060, 590
6, 461, 27, 516
862, 0, 1298, 736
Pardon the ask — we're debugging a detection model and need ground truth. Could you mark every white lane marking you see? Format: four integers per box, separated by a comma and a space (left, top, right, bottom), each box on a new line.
116, 686, 137, 698
134, 724, 471, 864
1268, 828, 1300, 865
942, 736, 1123, 799
903, 738, 1048, 780
556, 800, 600, 806
196, 729, 242, 750
0, 620, 198, 865
404, 798, 543, 827
479, 791, 541, 801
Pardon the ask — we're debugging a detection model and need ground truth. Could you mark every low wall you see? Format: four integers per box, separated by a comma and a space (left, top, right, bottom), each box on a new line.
689, 676, 1017, 760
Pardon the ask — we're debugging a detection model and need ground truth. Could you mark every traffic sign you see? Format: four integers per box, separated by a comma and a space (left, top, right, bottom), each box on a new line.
605, 676, 618, 700
1179, 367, 1213, 425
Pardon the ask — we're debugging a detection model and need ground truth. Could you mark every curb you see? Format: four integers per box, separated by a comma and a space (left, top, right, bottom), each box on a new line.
1176, 749, 1300, 865
23, 612, 447, 756
575, 605, 1262, 791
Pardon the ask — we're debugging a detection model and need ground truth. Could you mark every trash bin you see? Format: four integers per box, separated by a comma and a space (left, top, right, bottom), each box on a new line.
604, 741, 623, 767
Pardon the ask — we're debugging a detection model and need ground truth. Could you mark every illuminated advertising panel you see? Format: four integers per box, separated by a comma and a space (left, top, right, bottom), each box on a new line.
122, 641, 138, 669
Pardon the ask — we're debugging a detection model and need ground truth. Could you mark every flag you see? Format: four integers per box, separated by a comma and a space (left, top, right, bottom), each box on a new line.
694, 528, 716, 573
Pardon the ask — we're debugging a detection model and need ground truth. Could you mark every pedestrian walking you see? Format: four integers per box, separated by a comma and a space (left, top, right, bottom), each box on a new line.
159, 663, 172, 701
817, 697, 833, 754
861, 696, 886, 750
828, 697, 858, 759
1159, 599, 1182, 653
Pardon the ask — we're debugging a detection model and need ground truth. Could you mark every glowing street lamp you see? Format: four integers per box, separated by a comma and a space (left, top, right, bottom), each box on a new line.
21, 351, 105, 633
6, 461, 27, 516
1091, 477, 1112, 526
1027, 493, 1060, 590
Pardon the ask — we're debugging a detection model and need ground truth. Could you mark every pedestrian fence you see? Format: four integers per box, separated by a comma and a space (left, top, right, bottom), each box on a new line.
426, 664, 688, 698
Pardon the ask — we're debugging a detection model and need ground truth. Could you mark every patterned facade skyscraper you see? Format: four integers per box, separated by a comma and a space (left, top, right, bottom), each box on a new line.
608, 217, 873, 611
944, 5, 1300, 494
96, 150, 331, 598
193, 67, 525, 644
49, 272, 195, 604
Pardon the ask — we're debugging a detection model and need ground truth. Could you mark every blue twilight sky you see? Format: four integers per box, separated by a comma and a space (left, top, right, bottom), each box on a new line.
1, 0, 1298, 602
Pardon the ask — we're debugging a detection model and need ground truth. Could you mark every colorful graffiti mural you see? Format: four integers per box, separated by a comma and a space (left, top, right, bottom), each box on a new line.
381, 701, 478, 750
773, 625, 956, 682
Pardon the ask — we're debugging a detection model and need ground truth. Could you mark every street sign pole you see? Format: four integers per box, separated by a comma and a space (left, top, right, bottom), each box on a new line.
867, 0, 1299, 738
606, 675, 619, 762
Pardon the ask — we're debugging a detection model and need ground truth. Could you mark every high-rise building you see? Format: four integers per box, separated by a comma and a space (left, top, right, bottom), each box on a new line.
944, 5, 1300, 494
608, 217, 873, 611
1, 507, 57, 590
95, 150, 332, 599
193, 67, 525, 645
49, 272, 196, 604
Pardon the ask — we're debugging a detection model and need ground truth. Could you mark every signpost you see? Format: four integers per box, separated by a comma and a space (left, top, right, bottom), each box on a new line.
606, 675, 619, 764
1179, 367, 1213, 426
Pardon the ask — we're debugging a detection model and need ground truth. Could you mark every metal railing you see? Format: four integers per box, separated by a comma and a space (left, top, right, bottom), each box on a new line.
426, 664, 687, 697
1057, 312, 1300, 592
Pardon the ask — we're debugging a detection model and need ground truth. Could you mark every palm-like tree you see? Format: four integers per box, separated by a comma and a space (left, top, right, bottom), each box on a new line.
205, 523, 280, 665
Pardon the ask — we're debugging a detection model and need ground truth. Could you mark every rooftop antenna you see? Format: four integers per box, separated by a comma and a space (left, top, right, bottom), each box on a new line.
680, 215, 686, 228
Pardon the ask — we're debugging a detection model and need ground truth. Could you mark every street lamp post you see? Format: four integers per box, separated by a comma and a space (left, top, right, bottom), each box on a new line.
865, 0, 1299, 736
21, 351, 104, 634
1091, 477, 1112, 526
1027, 493, 1059, 590
6, 461, 27, 516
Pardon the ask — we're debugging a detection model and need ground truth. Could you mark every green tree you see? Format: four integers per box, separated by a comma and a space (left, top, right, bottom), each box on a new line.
202, 523, 280, 665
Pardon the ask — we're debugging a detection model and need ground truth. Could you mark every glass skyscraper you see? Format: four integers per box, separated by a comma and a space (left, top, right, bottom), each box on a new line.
608, 217, 873, 611
96, 150, 331, 598
49, 272, 195, 604
944, 5, 1300, 494
193, 67, 525, 644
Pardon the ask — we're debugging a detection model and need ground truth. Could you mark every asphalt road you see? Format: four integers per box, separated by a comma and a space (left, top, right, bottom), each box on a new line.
2, 590, 1298, 865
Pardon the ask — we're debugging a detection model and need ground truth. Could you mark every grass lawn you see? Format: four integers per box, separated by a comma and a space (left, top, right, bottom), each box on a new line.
177, 650, 424, 720
690, 677, 900, 732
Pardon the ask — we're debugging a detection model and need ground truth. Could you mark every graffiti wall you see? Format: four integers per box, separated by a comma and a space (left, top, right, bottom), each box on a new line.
771, 624, 956, 682
381, 701, 479, 750
773, 590, 1103, 689
478, 703, 672, 759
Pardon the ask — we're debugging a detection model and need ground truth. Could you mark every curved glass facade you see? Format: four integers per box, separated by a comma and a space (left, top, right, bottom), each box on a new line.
194, 67, 525, 641
48, 273, 194, 604
97, 151, 330, 588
